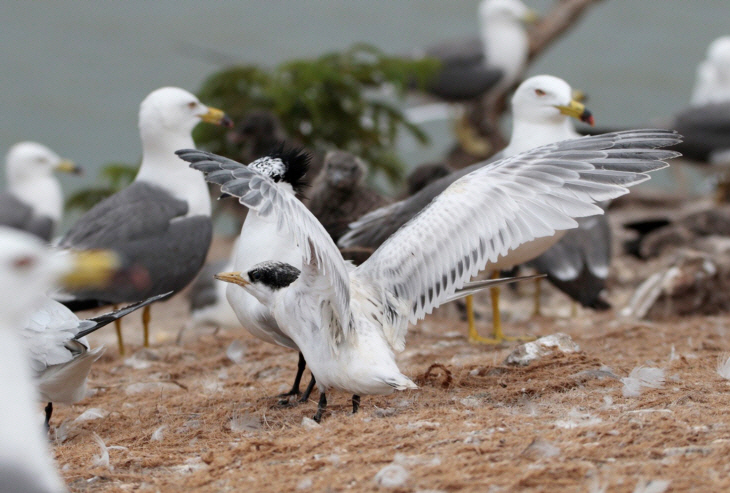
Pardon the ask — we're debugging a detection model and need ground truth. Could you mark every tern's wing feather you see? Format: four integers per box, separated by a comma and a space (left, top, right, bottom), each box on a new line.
177, 149, 352, 340
356, 130, 680, 337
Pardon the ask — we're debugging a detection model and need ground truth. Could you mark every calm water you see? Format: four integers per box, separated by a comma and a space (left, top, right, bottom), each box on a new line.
0, 1, 727, 206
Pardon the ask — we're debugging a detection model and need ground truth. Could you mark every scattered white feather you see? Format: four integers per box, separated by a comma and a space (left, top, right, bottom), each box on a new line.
621, 367, 665, 397
554, 409, 602, 429
74, 408, 108, 422
297, 477, 313, 490
125, 381, 181, 395
717, 353, 730, 380
522, 438, 561, 459
374, 463, 409, 488
92, 433, 110, 468
226, 340, 246, 364
301, 417, 321, 430
91, 433, 127, 470
229, 413, 261, 432
151, 425, 167, 442
633, 479, 670, 493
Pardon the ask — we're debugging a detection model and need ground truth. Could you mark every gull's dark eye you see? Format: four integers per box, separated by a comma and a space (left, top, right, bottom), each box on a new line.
534, 89, 546, 96
13, 255, 36, 270
187, 101, 198, 109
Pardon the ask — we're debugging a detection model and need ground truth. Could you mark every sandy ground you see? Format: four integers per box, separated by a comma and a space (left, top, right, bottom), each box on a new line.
49, 190, 730, 493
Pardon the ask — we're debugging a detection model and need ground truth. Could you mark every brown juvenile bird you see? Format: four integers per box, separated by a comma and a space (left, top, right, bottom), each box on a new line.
307, 151, 391, 263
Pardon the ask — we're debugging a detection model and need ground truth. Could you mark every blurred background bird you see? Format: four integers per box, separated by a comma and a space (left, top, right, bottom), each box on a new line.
0, 142, 80, 241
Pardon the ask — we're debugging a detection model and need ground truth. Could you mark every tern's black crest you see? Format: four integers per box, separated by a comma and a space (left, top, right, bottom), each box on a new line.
248, 261, 301, 290
251, 143, 310, 193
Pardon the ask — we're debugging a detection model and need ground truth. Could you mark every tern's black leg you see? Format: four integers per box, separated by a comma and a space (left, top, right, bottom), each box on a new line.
312, 392, 327, 423
44, 402, 53, 430
277, 353, 307, 405
352, 395, 361, 414
299, 374, 316, 403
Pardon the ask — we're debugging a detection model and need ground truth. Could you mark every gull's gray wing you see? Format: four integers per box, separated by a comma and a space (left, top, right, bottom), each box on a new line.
188, 259, 230, 311
419, 37, 503, 101
58, 181, 212, 303
177, 149, 353, 343
527, 213, 612, 309
354, 130, 680, 347
671, 102, 730, 162
0, 193, 54, 241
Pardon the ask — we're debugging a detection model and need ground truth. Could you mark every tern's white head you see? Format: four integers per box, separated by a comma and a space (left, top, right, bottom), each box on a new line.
215, 261, 301, 306
5, 141, 78, 221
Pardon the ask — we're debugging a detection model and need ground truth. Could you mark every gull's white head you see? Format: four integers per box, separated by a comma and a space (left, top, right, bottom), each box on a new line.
138, 86, 232, 139
478, 0, 536, 87
215, 261, 301, 307
692, 36, 730, 105
0, 228, 122, 327
706, 36, 730, 71
479, 0, 537, 25
511, 75, 594, 126
248, 146, 311, 194
5, 141, 78, 188
0, 228, 69, 326
5, 142, 78, 221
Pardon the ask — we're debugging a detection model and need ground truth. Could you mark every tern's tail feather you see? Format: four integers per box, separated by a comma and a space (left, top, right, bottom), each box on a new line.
37, 346, 104, 403
385, 374, 418, 391
441, 274, 544, 305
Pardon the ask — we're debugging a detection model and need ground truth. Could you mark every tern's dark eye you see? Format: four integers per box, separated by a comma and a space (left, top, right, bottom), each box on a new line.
251, 271, 262, 281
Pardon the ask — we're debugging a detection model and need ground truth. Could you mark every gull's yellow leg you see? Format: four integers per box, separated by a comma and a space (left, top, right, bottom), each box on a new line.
469, 272, 537, 344
114, 305, 125, 356
467, 293, 503, 344
454, 114, 491, 158
142, 305, 151, 347
532, 277, 542, 317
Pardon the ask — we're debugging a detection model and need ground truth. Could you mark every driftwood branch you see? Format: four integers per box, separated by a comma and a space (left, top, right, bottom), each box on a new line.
528, 0, 605, 61
448, 0, 604, 168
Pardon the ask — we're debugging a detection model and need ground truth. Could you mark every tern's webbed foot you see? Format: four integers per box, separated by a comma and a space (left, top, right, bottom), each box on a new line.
352, 395, 360, 414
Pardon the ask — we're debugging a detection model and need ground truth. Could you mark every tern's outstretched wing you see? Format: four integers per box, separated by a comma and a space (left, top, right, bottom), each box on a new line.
177, 149, 353, 341
355, 130, 680, 348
